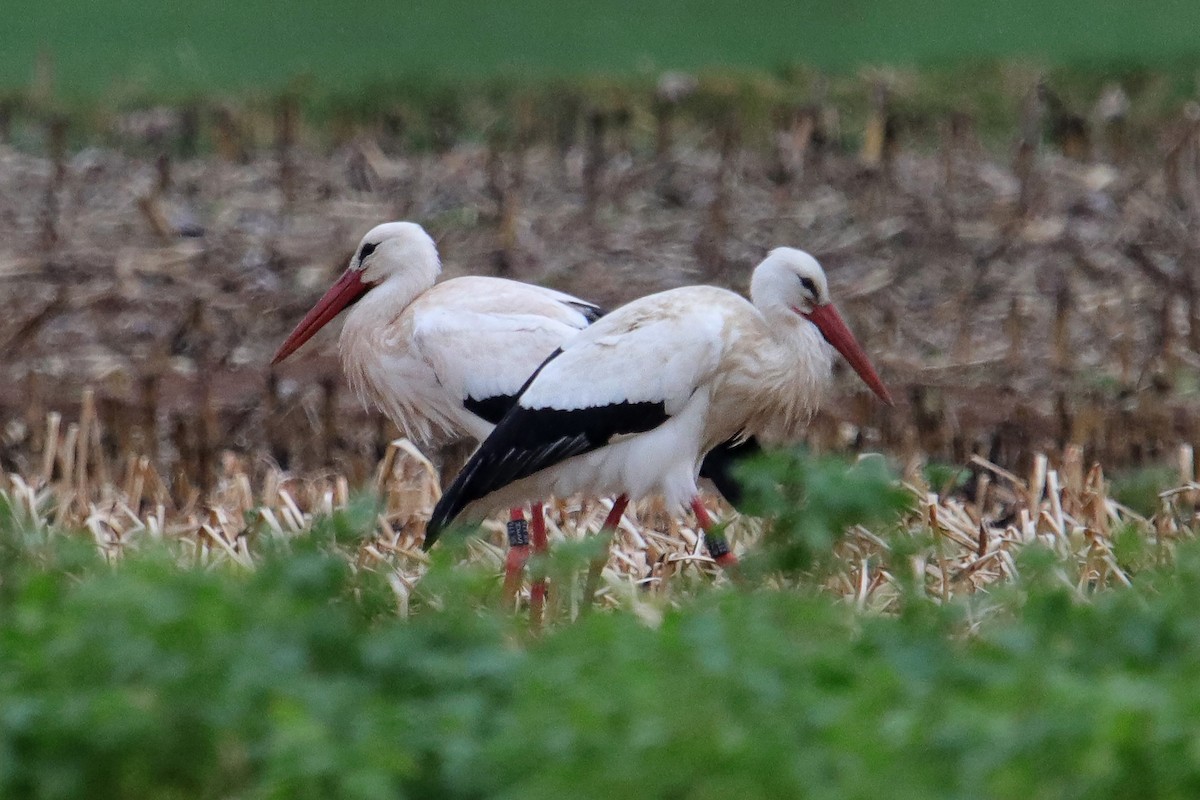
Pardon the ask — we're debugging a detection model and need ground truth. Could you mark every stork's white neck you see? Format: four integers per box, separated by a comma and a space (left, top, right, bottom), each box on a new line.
723, 299, 834, 446
746, 252, 836, 403
760, 305, 834, 386
341, 259, 438, 344
337, 261, 438, 422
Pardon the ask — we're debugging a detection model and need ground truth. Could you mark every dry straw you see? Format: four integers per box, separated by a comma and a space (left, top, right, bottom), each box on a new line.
4, 404, 1193, 620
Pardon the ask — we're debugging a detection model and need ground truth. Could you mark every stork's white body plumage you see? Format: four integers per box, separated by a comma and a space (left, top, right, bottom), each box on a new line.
341, 274, 601, 447
428, 248, 892, 545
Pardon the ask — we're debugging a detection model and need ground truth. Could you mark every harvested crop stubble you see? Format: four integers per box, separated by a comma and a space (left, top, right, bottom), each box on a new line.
5, 402, 1195, 616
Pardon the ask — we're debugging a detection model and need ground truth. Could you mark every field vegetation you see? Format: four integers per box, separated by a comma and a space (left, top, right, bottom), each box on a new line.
4, 444, 1200, 798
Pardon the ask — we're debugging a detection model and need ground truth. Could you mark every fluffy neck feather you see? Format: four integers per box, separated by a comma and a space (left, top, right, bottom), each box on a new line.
338, 262, 440, 441
723, 302, 834, 447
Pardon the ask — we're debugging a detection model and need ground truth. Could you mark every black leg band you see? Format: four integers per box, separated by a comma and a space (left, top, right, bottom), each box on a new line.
704, 532, 731, 560
507, 518, 530, 547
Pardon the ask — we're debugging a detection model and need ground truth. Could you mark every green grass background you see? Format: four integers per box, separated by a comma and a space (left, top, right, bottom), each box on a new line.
6, 0, 1200, 96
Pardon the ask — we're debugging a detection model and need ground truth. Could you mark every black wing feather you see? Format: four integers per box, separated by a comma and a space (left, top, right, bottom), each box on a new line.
565, 301, 606, 323
462, 394, 516, 425
697, 435, 762, 511
426, 398, 668, 548
458, 304, 606, 426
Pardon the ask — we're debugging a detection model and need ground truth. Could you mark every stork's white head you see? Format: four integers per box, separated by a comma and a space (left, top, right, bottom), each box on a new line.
272, 221, 441, 364
750, 247, 893, 406
749, 247, 830, 315
352, 221, 441, 287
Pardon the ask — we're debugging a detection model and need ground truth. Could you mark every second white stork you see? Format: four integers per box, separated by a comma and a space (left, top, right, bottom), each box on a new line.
425, 247, 893, 565
271, 221, 605, 606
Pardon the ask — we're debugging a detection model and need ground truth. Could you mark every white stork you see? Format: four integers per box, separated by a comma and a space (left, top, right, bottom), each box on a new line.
426, 247, 893, 567
271, 221, 605, 605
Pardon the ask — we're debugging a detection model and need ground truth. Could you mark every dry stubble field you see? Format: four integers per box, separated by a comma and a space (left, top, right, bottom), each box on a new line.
4, 86, 1200, 609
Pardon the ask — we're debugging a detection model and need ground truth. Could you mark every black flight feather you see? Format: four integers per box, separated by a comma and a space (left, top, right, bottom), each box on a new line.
565, 300, 606, 323
426, 396, 669, 548
462, 394, 516, 425
458, 302, 606, 426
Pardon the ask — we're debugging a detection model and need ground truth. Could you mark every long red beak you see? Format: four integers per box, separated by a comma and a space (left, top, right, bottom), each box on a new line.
801, 303, 894, 406
272, 269, 370, 364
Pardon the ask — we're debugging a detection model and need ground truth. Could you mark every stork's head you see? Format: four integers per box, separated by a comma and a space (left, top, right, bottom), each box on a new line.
751, 247, 893, 406
272, 222, 441, 364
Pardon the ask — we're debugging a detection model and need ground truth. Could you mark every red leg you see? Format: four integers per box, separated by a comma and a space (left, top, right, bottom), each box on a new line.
501, 507, 530, 605
691, 496, 738, 568
529, 502, 548, 624
583, 494, 629, 609
602, 494, 630, 532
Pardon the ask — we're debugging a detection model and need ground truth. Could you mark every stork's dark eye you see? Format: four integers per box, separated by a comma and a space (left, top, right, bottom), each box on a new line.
358, 242, 378, 261
799, 276, 818, 297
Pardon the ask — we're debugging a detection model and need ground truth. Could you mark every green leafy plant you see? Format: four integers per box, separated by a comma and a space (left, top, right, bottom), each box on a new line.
734, 448, 914, 578
1110, 465, 1176, 518
6, 455, 1200, 799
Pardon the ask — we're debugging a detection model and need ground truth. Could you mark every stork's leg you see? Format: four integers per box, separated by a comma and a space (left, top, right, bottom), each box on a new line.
690, 496, 739, 568
529, 502, 548, 625
583, 494, 629, 608
502, 507, 531, 606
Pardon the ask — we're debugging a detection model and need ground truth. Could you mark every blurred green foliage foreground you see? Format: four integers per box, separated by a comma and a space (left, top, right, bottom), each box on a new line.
3, 452, 1200, 799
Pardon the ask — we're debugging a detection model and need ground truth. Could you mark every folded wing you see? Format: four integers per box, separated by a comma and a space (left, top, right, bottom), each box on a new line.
425, 293, 729, 546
